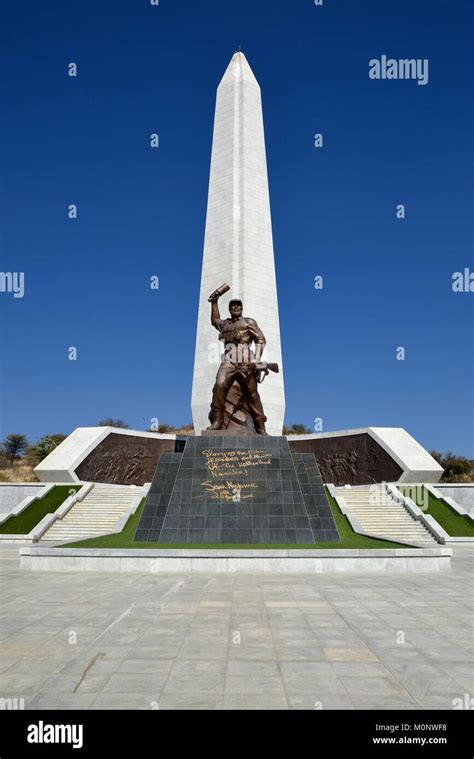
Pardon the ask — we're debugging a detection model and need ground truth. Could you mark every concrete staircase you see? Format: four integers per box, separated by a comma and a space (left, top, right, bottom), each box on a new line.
40, 485, 139, 543
335, 484, 438, 546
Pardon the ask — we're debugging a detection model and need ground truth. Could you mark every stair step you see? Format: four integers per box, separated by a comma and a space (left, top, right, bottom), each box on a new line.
40, 484, 139, 542
334, 485, 437, 545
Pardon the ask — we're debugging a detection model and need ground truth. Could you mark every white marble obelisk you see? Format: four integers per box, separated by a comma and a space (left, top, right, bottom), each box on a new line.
191, 52, 285, 436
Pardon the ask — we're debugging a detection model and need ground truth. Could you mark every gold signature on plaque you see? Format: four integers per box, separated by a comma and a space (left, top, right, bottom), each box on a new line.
202, 449, 271, 479
201, 480, 258, 501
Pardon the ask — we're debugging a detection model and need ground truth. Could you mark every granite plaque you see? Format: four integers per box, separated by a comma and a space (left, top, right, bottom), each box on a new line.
135, 435, 340, 544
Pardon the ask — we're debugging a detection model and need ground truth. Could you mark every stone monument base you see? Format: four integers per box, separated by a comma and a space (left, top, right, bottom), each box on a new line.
20, 545, 453, 574
135, 435, 340, 544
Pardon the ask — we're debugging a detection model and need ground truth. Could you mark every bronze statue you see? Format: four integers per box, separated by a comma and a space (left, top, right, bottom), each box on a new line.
207, 284, 278, 434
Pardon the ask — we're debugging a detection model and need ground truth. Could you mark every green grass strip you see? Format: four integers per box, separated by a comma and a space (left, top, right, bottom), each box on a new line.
62, 488, 406, 550
0, 486, 80, 535
399, 486, 474, 537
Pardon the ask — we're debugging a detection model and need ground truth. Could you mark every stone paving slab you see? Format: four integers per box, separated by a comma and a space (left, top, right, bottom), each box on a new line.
0, 544, 472, 710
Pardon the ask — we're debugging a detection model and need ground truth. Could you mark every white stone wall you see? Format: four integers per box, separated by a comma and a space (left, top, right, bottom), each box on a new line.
191, 53, 285, 435
434, 485, 474, 513
0, 485, 47, 514
20, 547, 452, 574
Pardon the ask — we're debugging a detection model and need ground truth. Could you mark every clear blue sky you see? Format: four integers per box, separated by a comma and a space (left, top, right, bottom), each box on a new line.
1, 0, 473, 455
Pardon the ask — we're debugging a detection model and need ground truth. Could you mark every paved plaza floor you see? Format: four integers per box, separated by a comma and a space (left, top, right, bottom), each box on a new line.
0, 545, 472, 710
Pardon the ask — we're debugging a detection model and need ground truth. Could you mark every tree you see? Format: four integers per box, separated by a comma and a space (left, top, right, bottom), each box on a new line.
430, 450, 473, 483
176, 423, 194, 435
2, 434, 28, 463
283, 423, 312, 435
29, 434, 67, 463
97, 418, 130, 429
430, 450, 442, 465
148, 423, 194, 435
157, 424, 174, 433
